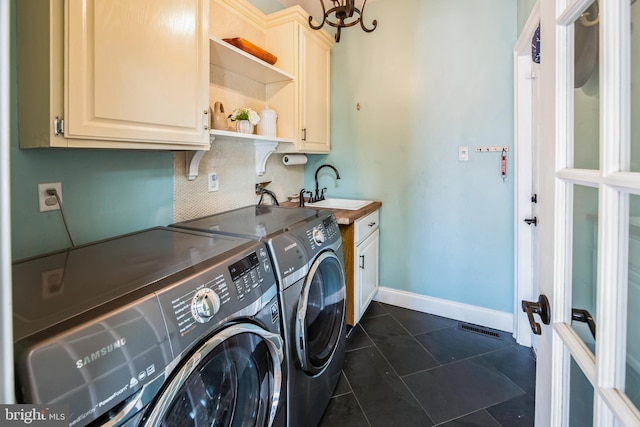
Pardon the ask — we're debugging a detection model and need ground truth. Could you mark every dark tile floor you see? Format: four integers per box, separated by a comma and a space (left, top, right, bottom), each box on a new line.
319, 302, 536, 427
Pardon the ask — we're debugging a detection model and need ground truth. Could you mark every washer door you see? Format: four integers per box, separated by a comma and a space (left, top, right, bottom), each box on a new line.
296, 251, 346, 375
143, 323, 284, 427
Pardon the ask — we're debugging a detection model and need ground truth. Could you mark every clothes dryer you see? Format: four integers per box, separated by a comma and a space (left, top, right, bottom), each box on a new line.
172, 205, 347, 427
12, 227, 286, 427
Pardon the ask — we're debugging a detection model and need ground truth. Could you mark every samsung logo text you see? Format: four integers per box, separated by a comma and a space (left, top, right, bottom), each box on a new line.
75, 338, 126, 368
284, 243, 297, 251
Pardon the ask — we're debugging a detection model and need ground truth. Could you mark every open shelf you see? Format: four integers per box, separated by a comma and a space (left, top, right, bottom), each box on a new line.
186, 130, 296, 180
209, 128, 294, 144
209, 36, 295, 84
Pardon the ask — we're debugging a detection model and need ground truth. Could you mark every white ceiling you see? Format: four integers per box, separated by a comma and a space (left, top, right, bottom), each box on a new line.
276, 0, 323, 15
275, 0, 378, 20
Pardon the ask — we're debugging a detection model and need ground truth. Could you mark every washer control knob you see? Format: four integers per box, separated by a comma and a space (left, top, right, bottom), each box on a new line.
312, 227, 325, 244
191, 288, 221, 323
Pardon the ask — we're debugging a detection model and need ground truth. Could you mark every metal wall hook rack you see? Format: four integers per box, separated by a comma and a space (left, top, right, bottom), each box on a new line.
475, 146, 510, 153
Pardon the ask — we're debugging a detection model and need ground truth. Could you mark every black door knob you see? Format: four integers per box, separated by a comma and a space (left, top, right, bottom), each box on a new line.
522, 295, 551, 335
572, 308, 596, 339
524, 217, 538, 226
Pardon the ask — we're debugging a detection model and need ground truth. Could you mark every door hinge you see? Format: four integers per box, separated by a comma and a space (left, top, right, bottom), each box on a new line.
203, 108, 210, 130
53, 117, 64, 136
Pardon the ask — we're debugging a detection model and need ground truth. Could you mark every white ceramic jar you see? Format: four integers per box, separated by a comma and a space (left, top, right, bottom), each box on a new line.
257, 106, 277, 137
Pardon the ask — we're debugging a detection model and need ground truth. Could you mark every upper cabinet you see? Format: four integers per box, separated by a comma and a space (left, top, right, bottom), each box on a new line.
299, 25, 332, 153
207, 0, 333, 154
267, 9, 333, 153
17, 0, 210, 150
209, 36, 294, 85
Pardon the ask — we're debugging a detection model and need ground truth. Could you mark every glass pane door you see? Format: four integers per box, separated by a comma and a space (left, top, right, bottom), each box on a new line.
626, 195, 640, 409
571, 185, 598, 354
552, 0, 640, 423
629, 0, 640, 171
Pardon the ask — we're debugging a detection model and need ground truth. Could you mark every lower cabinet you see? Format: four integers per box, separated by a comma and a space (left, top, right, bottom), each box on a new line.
354, 228, 379, 324
342, 209, 380, 326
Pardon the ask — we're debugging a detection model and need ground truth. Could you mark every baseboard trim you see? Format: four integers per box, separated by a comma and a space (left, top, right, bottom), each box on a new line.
374, 287, 514, 333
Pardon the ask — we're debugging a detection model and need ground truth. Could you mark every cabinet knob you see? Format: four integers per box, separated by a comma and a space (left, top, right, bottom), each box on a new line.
359, 255, 365, 269
368, 222, 376, 227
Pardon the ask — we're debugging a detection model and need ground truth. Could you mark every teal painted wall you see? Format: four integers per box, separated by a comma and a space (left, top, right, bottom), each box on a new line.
306, 0, 517, 313
10, 0, 520, 315
9, 1, 174, 260
517, 0, 537, 34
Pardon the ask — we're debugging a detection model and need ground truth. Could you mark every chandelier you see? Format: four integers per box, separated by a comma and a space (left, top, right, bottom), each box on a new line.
308, 0, 378, 42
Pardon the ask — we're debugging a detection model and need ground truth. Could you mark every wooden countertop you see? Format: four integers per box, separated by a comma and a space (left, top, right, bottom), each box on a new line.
280, 200, 382, 225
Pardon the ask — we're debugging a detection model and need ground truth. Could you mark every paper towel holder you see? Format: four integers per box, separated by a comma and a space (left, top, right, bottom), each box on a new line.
282, 154, 308, 165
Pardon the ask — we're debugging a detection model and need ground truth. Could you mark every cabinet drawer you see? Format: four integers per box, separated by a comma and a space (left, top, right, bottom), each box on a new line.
355, 210, 379, 244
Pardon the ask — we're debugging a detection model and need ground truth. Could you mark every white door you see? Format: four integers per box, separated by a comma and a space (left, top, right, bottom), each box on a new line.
533, 0, 640, 424
0, 0, 14, 404
514, 3, 541, 349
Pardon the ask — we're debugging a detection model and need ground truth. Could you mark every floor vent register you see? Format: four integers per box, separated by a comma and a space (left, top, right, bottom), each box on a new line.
458, 322, 503, 340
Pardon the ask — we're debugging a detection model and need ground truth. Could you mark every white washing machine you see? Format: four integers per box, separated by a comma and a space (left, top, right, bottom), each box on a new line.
172, 205, 347, 427
12, 227, 287, 427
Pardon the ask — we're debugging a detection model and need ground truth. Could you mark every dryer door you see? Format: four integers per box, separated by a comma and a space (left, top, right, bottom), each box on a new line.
296, 251, 346, 375
143, 323, 284, 427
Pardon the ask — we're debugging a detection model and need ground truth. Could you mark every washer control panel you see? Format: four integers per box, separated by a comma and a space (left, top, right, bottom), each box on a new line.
157, 242, 276, 354
229, 248, 267, 301
191, 288, 221, 323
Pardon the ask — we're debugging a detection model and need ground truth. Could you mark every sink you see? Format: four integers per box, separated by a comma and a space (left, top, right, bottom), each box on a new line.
306, 198, 373, 211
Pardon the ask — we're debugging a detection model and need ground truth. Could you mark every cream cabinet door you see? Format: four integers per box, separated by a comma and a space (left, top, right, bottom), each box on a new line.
354, 229, 379, 325
65, 0, 209, 148
265, 9, 333, 153
298, 24, 331, 153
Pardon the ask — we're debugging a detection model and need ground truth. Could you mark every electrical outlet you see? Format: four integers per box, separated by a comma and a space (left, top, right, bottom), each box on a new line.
41, 268, 65, 299
38, 182, 62, 212
208, 173, 219, 192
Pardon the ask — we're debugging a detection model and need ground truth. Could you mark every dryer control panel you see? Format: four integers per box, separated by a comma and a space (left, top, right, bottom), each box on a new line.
321, 214, 340, 241
309, 214, 340, 249
156, 241, 276, 355
269, 212, 343, 290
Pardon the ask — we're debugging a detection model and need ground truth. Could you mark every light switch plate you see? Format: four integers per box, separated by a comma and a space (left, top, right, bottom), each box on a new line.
458, 146, 469, 161
208, 172, 219, 192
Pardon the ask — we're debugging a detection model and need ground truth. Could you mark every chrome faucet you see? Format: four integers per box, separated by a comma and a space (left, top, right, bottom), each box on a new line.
313, 164, 340, 202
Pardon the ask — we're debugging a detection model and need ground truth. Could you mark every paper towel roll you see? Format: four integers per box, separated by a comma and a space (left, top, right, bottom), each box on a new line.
282, 154, 308, 166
